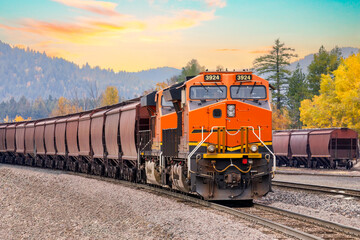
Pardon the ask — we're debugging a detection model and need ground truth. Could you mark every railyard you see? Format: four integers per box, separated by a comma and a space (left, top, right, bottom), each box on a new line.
1, 163, 359, 239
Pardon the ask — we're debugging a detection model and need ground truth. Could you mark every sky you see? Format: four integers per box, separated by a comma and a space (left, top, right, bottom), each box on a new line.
0, 0, 359, 72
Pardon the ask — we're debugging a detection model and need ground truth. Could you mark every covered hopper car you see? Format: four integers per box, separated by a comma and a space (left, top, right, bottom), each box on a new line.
273, 128, 358, 169
0, 71, 275, 201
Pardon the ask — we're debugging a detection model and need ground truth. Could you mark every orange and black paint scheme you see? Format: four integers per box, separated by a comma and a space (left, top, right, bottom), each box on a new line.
141, 71, 275, 201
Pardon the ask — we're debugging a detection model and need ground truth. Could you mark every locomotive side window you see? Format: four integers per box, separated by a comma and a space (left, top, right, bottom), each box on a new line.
189, 86, 227, 100
230, 85, 267, 99
161, 96, 175, 115
161, 96, 173, 107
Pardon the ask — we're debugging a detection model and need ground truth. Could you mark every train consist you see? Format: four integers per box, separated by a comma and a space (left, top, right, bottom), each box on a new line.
273, 128, 358, 169
0, 71, 275, 201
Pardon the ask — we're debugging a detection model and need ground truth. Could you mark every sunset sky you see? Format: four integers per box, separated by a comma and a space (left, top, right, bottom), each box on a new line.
0, 0, 359, 71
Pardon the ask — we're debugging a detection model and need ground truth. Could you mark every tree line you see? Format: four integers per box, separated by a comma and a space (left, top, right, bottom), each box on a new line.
1, 86, 121, 122
254, 39, 359, 132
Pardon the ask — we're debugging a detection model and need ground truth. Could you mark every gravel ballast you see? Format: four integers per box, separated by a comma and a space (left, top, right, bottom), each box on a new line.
257, 188, 360, 229
0, 164, 272, 240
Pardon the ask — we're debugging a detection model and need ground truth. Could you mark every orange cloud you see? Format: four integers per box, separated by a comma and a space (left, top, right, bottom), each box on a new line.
205, 0, 226, 8
90, 20, 146, 32
157, 10, 215, 31
216, 48, 241, 51
249, 46, 272, 54
52, 0, 122, 16
0, 18, 146, 43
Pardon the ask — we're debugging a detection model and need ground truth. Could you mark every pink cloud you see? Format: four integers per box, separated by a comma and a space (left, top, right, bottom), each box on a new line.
52, 0, 122, 16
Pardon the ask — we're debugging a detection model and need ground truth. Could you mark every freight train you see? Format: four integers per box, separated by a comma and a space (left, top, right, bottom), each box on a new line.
273, 128, 358, 169
0, 71, 275, 201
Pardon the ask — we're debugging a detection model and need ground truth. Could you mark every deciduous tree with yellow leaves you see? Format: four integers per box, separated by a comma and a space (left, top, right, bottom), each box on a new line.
51, 97, 83, 117
14, 115, 31, 122
100, 86, 119, 107
272, 104, 292, 130
300, 53, 360, 132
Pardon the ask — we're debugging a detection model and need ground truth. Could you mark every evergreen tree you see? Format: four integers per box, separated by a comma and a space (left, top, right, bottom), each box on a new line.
253, 39, 297, 109
287, 64, 310, 128
307, 46, 341, 96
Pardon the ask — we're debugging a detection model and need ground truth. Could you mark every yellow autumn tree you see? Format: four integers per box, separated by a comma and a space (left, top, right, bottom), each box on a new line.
51, 97, 82, 117
155, 82, 168, 91
14, 115, 32, 122
272, 104, 292, 130
300, 53, 360, 131
101, 86, 119, 107
3, 116, 9, 123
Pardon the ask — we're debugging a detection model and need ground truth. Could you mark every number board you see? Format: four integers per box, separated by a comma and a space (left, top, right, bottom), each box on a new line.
236, 74, 252, 81
204, 74, 221, 81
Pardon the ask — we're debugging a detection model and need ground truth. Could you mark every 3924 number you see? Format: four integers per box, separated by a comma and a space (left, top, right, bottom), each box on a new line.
204, 74, 221, 81
236, 74, 252, 81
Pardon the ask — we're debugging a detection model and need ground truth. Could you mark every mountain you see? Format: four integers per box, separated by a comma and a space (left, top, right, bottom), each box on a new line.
0, 41, 181, 102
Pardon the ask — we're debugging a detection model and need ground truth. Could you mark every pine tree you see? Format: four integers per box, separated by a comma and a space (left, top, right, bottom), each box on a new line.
287, 64, 310, 128
253, 39, 297, 109
307, 46, 341, 96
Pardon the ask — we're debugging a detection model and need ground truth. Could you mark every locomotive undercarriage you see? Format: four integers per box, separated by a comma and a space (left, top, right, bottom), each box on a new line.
142, 152, 272, 201
194, 156, 272, 200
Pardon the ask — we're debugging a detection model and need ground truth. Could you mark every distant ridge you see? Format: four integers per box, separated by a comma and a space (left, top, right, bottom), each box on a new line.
0, 41, 181, 102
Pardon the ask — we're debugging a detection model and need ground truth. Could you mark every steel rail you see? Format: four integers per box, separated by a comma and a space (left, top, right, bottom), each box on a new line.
254, 203, 360, 238
272, 180, 360, 198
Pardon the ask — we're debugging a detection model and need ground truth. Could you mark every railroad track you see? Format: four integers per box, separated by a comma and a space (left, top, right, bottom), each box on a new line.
272, 180, 360, 198
67, 171, 360, 240
241, 203, 360, 239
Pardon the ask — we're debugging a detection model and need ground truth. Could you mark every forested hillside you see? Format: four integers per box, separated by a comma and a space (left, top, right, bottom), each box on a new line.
0, 41, 180, 102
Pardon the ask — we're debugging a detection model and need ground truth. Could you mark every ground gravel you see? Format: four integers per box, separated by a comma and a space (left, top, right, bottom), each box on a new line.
0, 164, 272, 240
257, 188, 360, 229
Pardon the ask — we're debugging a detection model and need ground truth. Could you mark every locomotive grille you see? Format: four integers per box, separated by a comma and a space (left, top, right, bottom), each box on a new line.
163, 128, 178, 157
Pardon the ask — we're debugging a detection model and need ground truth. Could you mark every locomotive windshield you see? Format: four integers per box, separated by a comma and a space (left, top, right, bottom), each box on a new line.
189, 85, 227, 100
230, 85, 266, 99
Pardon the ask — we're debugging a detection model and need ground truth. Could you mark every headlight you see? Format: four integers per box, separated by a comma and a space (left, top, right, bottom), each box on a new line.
207, 144, 216, 153
227, 104, 235, 117
250, 144, 258, 153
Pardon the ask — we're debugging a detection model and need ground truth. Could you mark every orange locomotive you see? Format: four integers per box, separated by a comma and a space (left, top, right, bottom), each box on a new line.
141, 70, 275, 201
